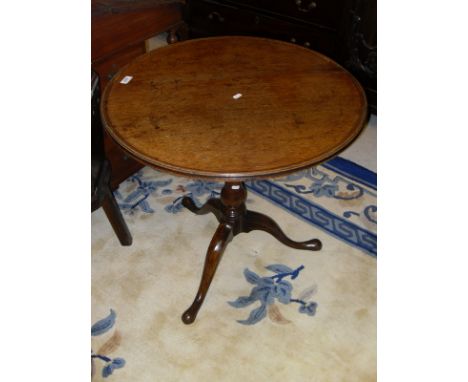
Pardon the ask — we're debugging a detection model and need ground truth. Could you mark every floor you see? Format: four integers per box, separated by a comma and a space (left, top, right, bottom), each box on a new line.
340, 113, 377, 172
92, 149, 377, 382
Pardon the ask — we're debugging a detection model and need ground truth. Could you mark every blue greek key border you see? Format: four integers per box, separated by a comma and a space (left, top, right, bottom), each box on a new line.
323, 157, 377, 190
246, 177, 377, 257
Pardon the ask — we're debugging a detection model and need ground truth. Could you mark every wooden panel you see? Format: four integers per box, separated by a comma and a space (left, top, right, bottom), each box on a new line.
92, 3, 182, 61
92, 1, 185, 187
93, 43, 146, 88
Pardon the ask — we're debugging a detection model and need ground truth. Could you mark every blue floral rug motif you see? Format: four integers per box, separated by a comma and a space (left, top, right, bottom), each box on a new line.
93, 155, 377, 381
229, 264, 318, 325
164, 180, 222, 214
114, 173, 173, 214
114, 157, 377, 256
91, 310, 126, 378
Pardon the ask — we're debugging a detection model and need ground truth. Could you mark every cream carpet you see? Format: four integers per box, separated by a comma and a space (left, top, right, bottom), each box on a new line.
92, 158, 376, 381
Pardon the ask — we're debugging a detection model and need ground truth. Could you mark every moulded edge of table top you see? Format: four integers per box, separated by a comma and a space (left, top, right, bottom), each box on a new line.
100, 36, 368, 182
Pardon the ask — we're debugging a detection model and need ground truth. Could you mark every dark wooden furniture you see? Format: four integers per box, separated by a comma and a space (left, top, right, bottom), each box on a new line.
183, 0, 376, 112
100, 37, 367, 323
92, 0, 187, 189
92, 72, 132, 246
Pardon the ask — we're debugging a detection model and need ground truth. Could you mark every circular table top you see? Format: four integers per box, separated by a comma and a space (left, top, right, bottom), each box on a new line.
101, 36, 367, 181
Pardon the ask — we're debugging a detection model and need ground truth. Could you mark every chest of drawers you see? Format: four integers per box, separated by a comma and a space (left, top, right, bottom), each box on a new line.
92, 0, 186, 188
184, 0, 376, 112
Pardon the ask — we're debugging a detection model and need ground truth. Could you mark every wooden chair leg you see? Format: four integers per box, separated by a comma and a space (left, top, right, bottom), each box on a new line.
101, 189, 132, 246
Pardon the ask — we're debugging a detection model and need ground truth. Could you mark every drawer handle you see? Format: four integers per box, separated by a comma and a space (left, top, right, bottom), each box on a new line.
208, 11, 225, 23
295, 0, 317, 13
290, 38, 311, 48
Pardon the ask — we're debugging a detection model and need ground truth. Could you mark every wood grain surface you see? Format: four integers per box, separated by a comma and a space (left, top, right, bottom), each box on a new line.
101, 36, 367, 180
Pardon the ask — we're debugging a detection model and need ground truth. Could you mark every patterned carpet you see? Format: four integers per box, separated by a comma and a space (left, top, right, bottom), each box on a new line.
92, 157, 376, 381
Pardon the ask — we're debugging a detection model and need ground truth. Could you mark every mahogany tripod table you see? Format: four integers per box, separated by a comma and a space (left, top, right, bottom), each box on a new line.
100, 36, 367, 324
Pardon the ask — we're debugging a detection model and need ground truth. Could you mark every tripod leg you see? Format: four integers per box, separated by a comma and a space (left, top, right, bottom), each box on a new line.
182, 223, 234, 324
243, 210, 321, 251
182, 197, 224, 222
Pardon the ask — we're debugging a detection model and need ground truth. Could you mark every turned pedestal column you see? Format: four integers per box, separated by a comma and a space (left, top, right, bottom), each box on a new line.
181, 182, 322, 324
